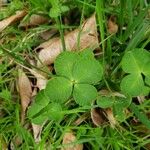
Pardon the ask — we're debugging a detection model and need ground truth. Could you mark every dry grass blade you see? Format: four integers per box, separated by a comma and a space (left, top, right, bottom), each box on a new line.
18, 69, 32, 123
61, 131, 83, 150
37, 14, 98, 66
105, 108, 117, 128
0, 10, 26, 32
19, 14, 49, 27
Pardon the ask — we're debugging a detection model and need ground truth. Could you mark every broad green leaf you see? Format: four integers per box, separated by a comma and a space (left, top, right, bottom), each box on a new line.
120, 74, 145, 97
45, 77, 72, 103
122, 48, 150, 74
28, 90, 49, 118
46, 103, 64, 121
97, 96, 114, 108
129, 103, 150, 129
54, 52, 79, 79
73, 84, 97, 106
72, 58, 103, 84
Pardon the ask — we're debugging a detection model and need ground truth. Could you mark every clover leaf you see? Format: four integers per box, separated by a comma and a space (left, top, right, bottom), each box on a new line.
73, 84, 98, 106
45, 77, 72, 103
72, 57, 103, 84
54, 52, 79, 79
28, 49, 103, 124
28, 90, 49, 119
121, 48, 150, 97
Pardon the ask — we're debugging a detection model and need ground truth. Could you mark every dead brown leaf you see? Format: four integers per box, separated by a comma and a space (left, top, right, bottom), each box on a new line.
91, 107, 107, 126
32, 123, 43, 143
107, 16, 118, 34
19, 14, 49, 28
61, 131, 83, 150
0, 10, 26, 32
18, 69, 32, 123
36, 14, 99, 66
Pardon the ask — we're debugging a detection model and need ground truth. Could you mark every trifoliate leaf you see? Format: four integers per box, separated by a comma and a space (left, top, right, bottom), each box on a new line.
122, 48, 150, 74
46, 103, 64, 121
120, 74, 145, 97
28, 90, 49, 118
72, 58, 103, 84
73, 83, 97, 106
54, 52, 78, 79
97, 96, 114, 108
45, 77, 72, 103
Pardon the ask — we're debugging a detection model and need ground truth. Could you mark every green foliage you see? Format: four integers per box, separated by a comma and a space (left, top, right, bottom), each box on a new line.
121, 48, 150, 97
48, 0, 69, 18
28, 50, 103, 124
73, 84, 98, 106
129, 103, 150, 129
45, 77, 73, 103
97, 95, 132, 121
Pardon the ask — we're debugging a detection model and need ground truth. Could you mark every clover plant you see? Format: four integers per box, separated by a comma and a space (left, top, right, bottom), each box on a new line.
28, 49, 103, 124
121, 48, 150, 97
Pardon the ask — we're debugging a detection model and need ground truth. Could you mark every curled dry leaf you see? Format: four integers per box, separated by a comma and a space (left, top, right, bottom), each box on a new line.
32, 123, 43, 143
19, 14, 49, 28
105, 108, 117, 128
36, 14, 99, 66
107, 16, 118, 34
0, 10, 26, 32
61, 131, 83, 150
18, 69, 32, 123
91, 107, 107, 126
28, 59, 48, 90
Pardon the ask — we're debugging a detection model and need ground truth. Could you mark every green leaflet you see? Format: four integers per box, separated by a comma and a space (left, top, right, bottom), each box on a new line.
120, 74, 146, 97
72, 57, 103, 84
46, 103, 64, 121
122, 48, 150, 73
121, 48, 150, 96
54, 52, 79, 79
45, 77, 72, 104
73, 84, 98, 106
28, 90, 49, 119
